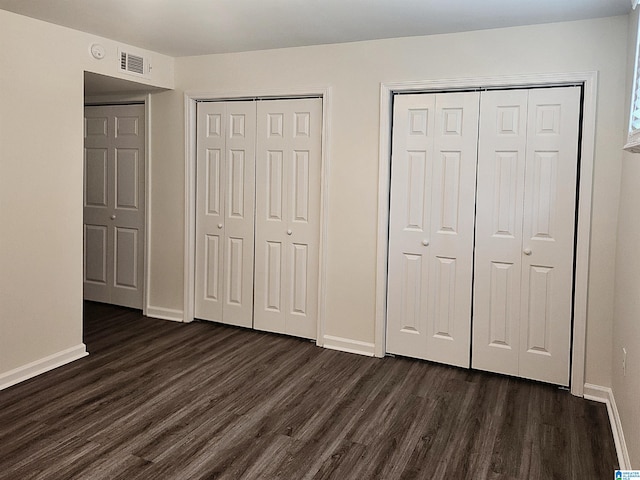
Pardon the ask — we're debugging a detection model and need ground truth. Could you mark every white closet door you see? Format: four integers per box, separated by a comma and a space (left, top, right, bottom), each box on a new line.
195, 101, 256, 328
473, 87, 580, 386
253, 98, 322, 339
471, 90, 528, 376
519, 87, 580, 385
195, 102, 225, 322
386, 92, 479, 368
84, 104, 145, 309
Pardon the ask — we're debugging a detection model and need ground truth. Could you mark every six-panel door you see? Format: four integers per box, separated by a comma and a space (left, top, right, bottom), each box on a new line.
386, 87, 581, 384
84, 104, 145, 309
194, 98, 321, 337
253, 98, 322, 339
386, 92, 480, 368
195, 101, 256, 328
192, 88, 580, 386
472, 87, 580, 386
471, 90, 528, 377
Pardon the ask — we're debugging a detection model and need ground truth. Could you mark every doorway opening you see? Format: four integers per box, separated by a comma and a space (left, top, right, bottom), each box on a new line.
82, 71, 165, 335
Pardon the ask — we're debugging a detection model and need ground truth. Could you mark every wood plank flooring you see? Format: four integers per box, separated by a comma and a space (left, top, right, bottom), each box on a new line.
0, 302, 618, 479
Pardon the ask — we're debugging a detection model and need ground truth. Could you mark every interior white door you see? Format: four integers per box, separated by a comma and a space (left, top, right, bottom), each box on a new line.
195, 101, 256, 328
471, 90, 528, 377
253, 98, 322, 339
386, 92, 480, 368
84, 104, 145, 309
472, 87, 581, 386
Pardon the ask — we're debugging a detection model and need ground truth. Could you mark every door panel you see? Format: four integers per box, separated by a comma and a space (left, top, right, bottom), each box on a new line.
399, 252, 424, 335
114, 227, 138, 288
84, 224, 108, 286
115, 149, 139, 209
427, 94, 479, 366
472, 90, 528, 376
293, 152, 309, 221
195, 102, 225, 322
226, 237, 244, 305
266, 151, 284, 220
254, 98, 322, 339
195, 101, 256, 328
437, 152, 461, 233
519, 87, 580, 385
228, 150, 247, 218
488, 262, 517, 345
207, 149, 222, 216
265, 241, 283, 312
84, 104, 145, 309
433, 256, 456, 338
473, 87, 580, 386
205, 234, 221, 301
390, 87, 579, 384
116, 114, 140, 137
291, 242, 309, 315
85, 149, 108, 207
387, 95, 435, 358
222, 103, 256, 327
387, 92, 479, 368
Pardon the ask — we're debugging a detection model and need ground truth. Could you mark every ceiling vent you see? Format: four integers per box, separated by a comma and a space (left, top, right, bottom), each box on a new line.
119, 50, 147, 76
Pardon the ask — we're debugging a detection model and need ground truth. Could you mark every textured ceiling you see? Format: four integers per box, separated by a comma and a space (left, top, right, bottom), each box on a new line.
0, 0, 631, 57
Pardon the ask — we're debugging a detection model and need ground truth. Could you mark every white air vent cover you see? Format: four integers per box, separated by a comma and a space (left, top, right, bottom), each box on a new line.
119, 51, 146, 76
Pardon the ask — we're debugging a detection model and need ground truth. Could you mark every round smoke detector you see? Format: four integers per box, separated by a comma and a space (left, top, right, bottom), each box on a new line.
90, 44, 106, 60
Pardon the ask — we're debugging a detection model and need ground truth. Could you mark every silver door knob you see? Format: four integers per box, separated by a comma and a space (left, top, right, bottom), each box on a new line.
217, 224, 223, 229
287, 229, 293, 235
422, 239, 430, 246
523, 248, 532, 256
110, 215, 116, 220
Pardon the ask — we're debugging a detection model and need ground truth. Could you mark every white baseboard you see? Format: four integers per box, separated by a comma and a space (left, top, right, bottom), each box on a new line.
323, 334, 375, 357
583, 383, 631, 469
0, 344, 88, 391
146, 306, 184, 322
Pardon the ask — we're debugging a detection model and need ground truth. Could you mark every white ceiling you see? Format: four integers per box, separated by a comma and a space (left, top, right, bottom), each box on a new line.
0, 0, 632, 57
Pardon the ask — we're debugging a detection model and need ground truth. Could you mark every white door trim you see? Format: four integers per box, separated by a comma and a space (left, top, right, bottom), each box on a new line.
183, 87, 332, 346
143, 95, 151, 316
375, 72, 598, 397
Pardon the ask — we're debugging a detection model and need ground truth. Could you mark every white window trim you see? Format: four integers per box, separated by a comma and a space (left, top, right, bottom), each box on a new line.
624, 132, 640, 153
624, 1, 640, 152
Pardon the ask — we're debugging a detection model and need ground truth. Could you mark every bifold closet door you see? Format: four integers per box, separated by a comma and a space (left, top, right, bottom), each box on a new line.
472, 87, 580, 386
84, 104, 145, 309
195, 101, 256, 328
253, 98, 322, 339
386, 92, 480, 368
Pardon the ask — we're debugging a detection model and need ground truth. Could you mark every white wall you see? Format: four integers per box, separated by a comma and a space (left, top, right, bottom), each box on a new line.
0, 6, 628, 402
148, 16, 627, 388
0, 5, 630, 455
0, 10, 174, 383
613, 9, 640, 468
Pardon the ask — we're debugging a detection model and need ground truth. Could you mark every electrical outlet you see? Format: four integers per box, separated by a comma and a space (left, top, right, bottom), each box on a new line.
623, 347, 627, 377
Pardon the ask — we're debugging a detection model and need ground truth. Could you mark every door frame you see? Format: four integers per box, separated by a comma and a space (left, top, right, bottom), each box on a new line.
83, 95, 151, 315
374, 72, 598, 397
183, 86, 332, 346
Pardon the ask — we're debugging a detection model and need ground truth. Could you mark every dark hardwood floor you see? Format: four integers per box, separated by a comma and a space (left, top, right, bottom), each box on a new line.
0, 302, 617, 479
